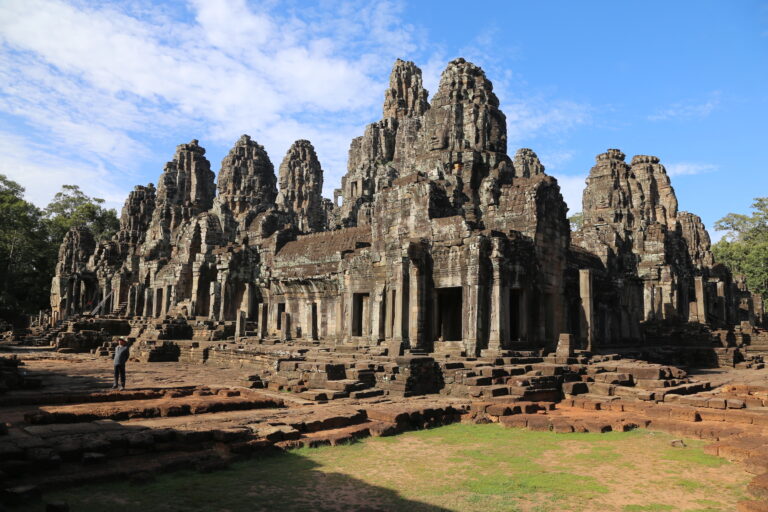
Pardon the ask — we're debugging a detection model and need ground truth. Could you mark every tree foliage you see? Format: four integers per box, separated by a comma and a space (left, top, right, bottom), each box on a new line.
0, 179, 119, 325
44, 185, 119, 244
0, 175, 55, 324
712, 197, 768, 298
568, 211, 583, 232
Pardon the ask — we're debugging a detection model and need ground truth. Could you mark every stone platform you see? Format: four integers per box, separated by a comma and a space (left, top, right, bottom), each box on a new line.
1, 346, 767, 510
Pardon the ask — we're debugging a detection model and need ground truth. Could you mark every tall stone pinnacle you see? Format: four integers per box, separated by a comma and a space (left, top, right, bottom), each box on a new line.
383, 59, 430, 120
513, 148, 545, 178
423, 58, 507, 154
277, 140, 326, 233
217, 134, 277, 216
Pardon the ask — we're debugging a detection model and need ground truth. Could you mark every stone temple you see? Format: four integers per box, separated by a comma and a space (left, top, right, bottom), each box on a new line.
2, 59, 768, 507
48, 58, 764, 364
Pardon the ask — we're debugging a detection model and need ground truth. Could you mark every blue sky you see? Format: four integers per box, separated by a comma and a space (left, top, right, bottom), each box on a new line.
0, 0, 766, 240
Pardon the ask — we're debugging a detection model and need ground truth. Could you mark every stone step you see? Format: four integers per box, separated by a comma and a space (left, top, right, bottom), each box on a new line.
323, 379, 369, 392
298, 389, 349, 401
23, 390, 283, 424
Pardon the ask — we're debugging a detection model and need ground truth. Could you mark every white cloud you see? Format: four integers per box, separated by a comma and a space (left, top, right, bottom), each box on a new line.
0, 130, 130, 209
648, 92, 720, 121
537, 151, 575, 171
0, 0, 593, 209
550, 173, 587, 215
665, 162, 718, 177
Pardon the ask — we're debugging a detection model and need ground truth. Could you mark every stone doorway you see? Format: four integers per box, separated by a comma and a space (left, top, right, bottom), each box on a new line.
436, 287, 463, 341
351, 293, 370, 336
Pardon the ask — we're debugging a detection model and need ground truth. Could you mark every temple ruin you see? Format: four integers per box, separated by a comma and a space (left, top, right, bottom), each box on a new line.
1, 58, 767, 509
47, 58, 764, 363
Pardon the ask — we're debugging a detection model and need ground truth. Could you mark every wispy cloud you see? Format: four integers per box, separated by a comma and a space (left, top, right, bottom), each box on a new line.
0, 0, 414, 205
0, 0, 593, 208
648, 92, 721, 121
665, 162, 718, 177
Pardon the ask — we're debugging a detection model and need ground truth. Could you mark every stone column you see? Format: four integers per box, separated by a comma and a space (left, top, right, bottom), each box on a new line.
305, 301, 316, 340
695, 276, 707, 325
384, 288, 394, 340
154, 288, 163, 317
235, 310, 246, 341
408, 260, 425, 350
280, 312, 291, 341
218, 274, 229, 321
209, 281, 220, 321
487, 256, 505, 351
392, 260, 408, 344
243, 283, 255, 320
335, 298, 343, 341
362, 294, 370, 338
258, 302, 268, 339
371, 288, 385, 342
579, 269, 595, 352
143, 288, 153, 317
127, 286, 136, 316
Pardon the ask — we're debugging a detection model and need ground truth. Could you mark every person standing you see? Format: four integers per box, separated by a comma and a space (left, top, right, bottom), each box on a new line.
112, 338, 130, 390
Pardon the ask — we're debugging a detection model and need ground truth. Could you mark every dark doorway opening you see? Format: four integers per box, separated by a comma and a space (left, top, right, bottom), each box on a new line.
310, 303, 318, 340
352, 293, 370, 336
509, 289, 521, 341
436, 287, 463, 341
277, 303, 286, 330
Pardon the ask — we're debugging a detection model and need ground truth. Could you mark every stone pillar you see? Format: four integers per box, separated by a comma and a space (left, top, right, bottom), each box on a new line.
218, 274, 229, 321
65, 278, 74, 318
487, 256, 505, 351
392, 260, 408, 344
579, 269, 595, 352
304, 301, 317, 340
408, 260, 425, 350
209, 281, 220, 321
235, 310, 246, 341
335, 298, 343, 341
258, 302, 268, 338
143, 288, 153, 317
243, 283, 255, 320
371, 288, 385, 342
384, 288, 394, 340
362, 294, 370, 338
555, 333, 574, 361
280, 312, 291, 341
694, 276, 707, 325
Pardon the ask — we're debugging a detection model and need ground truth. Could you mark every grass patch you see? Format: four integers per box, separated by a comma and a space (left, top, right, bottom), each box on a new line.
17, 423, 750, 512
661, 447, 727, 467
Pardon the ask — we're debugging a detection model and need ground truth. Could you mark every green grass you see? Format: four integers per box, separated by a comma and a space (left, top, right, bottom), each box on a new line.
13, 423, 751, 512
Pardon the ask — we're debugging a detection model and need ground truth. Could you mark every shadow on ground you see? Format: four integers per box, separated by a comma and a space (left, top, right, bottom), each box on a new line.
10, 449, 452, 512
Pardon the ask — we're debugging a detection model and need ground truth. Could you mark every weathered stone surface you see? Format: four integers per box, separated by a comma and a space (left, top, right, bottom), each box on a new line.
217, 134, 277, 218
46, 57, 762, 363
277, 140, 326, 233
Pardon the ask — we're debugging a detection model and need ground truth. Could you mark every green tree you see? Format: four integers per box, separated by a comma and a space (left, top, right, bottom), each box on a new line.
712, 197, 768, 298
0, 175, 56, 324
44, 185, 119, 243
568, 211, 583, 232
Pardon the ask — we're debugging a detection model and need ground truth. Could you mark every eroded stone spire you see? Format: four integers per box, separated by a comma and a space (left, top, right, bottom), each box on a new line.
155, 139, 215, 228
217, 134, 277, 216
277, 140, 326, 233
424, 58, 507, 154
513, 148, 545, 178
383, 58, 430, 120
